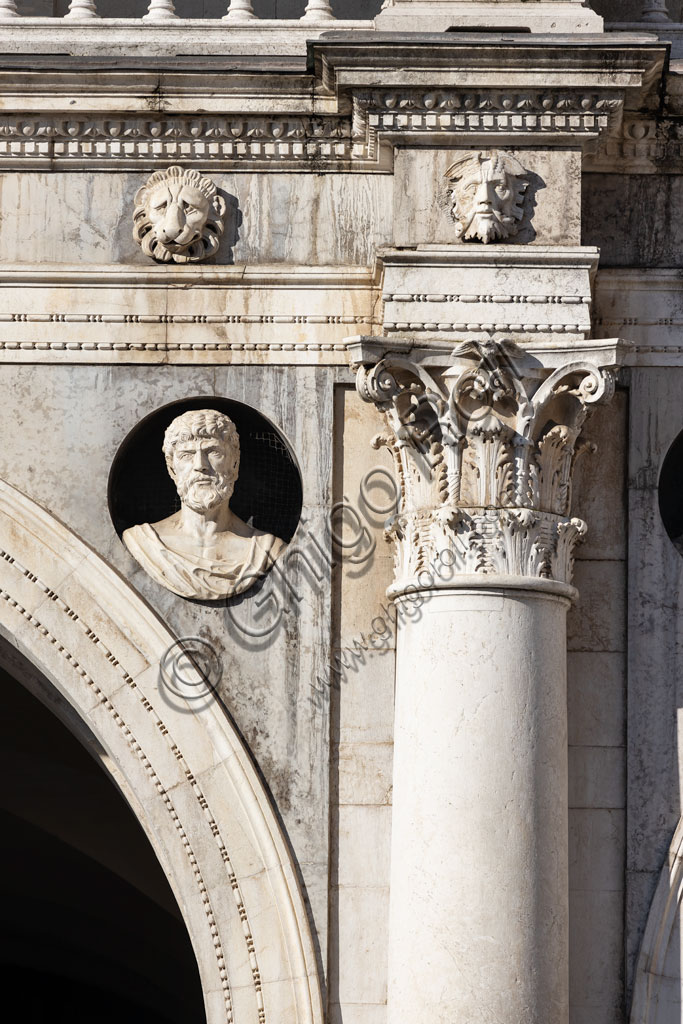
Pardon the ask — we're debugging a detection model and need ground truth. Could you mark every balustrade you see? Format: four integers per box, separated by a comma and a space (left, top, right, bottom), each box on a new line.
641, 1, 671, 21
64, 0, 99, 17
143, 0, 177, 21
224, 0, 256, 20
0, 0, 340, 19
0, 1, 676, 28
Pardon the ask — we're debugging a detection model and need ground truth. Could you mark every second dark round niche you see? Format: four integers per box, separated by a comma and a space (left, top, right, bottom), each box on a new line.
108, 396, 303, 545
659, 428, 683, 558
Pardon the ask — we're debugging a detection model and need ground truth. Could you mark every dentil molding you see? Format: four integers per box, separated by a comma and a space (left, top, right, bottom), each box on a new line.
0, 36, 664, 172
349, 336, 627, 594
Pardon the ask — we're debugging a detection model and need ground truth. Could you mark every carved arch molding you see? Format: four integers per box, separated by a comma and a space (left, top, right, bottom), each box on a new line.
631, 819, 683, 1024
0, 478, 323, 1024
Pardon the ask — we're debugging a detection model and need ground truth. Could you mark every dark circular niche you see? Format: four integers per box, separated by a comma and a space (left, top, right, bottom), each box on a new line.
659, 429, 683, 557
109, 397, 303, 544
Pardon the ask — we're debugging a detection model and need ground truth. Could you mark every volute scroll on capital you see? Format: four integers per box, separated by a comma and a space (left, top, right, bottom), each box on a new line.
351, 338, 625, 593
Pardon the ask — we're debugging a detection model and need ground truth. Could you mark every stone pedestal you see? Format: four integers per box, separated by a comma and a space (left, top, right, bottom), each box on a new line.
375, 1, 604, 33
350, 334, 625, 1024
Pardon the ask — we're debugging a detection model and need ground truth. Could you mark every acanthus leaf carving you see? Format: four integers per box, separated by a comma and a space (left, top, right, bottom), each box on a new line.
353, 339, 621, 591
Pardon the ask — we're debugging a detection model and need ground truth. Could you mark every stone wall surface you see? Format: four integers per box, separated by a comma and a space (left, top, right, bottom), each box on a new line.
584, 175, 683, 269
568, 393, 628, 1024
1, 12, 683, 1024
0, 361, 337, 974
626, 369, 683, 1001
328, 387, 395, 1024
0, 172, 393, 267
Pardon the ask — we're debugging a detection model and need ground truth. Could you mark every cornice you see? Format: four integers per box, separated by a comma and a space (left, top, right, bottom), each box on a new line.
0, 33, 664, 171
310, 33, 667, 96
0, 262, 376, 288
376, 246, 600, 346
0, 19, 370, 59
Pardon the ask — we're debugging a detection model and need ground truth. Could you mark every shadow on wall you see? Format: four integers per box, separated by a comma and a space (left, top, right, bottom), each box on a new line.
52, 0, 383, 18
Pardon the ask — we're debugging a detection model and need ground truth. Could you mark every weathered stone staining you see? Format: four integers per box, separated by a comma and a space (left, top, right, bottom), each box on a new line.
445, 150, 530, 243
123, 409, 285, 600
0, 6, 681, 1024
132, 166, 227, 264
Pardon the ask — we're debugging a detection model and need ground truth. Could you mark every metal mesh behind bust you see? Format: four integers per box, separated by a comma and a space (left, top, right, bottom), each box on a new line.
109, 398, 302, 544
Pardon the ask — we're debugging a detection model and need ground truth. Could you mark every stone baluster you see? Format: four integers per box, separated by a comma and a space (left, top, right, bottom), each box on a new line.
351, 336, 624, 1024
641, 0, 670, 20
0, 0, 19, 17
301, 0, 336, 21
143, 0, 178, 20
223, 0, 256, 20
64, 0, 100, 17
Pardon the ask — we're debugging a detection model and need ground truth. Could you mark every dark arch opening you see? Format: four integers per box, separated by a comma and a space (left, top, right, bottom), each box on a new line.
108, 395, 303, 545
0, 641, 205, 1024
659, 429, 683, 557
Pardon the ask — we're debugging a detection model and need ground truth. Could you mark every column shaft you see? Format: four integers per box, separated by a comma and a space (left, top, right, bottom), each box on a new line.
388, 585, 570, 1024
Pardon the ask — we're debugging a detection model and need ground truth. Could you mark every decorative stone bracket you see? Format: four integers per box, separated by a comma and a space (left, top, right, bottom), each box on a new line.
349, 336, 627, 592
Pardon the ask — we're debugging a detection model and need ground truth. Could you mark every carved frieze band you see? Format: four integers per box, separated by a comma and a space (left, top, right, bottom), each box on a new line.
0, 115, 372, 171
0, 88, 625, 170
352, 89, 623, 161
352, 340, 620, 591
584, 115, 683, 173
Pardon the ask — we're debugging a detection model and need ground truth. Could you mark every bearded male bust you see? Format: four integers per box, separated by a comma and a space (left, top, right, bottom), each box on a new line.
123, 409, 286, 601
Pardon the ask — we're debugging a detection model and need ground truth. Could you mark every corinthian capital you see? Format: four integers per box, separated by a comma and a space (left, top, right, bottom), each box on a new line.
350, 337, 626, 592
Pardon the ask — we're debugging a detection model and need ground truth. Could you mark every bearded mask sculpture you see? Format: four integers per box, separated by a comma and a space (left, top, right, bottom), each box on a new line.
133, 166, 227, 263
445, 150, 529, 244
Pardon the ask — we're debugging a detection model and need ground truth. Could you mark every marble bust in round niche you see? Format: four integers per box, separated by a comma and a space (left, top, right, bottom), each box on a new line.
110, 400, 302, 602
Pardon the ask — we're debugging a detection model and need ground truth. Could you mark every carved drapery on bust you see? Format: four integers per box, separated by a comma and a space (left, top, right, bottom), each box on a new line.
133, 165, 227, 263
123, 409, 285, 600
352, 339, 621, 592
445, 150, 530, 244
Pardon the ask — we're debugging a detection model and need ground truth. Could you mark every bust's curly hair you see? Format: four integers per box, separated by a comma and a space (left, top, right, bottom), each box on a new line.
163, 410, 240, 480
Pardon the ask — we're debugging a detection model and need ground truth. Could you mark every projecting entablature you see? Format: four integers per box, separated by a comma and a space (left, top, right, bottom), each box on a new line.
0, 32, 666, 174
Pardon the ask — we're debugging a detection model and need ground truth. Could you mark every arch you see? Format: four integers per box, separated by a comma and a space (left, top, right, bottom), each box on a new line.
630, 818, 683, 1024
0, 478, 323, 1024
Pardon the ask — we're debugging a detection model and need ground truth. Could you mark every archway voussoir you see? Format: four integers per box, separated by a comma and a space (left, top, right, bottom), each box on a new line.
0, 484, 88, 595
55, 568, 153, 680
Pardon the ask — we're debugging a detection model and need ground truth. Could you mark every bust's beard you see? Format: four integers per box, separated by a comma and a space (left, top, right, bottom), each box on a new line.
462, 211, 510, 244
178, 474, 235, 514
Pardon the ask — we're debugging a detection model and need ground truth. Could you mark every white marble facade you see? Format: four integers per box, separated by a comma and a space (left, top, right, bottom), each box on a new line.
1, 3, 683, 1024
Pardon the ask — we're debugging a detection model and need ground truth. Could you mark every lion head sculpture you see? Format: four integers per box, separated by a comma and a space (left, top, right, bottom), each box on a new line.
133, 166, 227, 263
